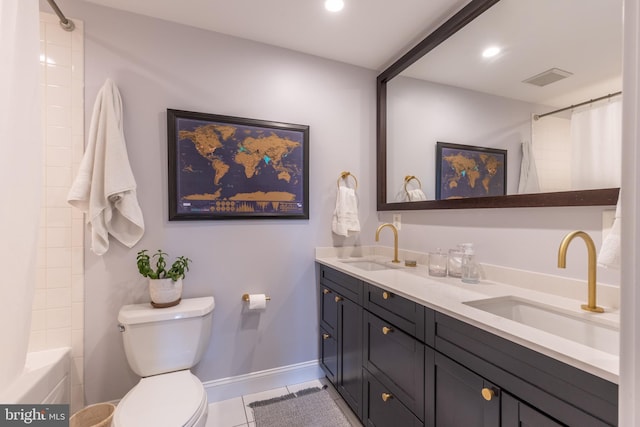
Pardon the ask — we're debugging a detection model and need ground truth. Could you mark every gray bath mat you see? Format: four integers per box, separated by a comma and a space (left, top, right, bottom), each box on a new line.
248, 386, 353, 427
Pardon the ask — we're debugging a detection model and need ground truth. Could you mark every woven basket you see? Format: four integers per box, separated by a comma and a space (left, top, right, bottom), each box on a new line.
69, 403, 115, 427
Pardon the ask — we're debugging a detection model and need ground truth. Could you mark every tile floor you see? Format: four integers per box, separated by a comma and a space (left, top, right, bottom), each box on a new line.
204, 377, 363, 427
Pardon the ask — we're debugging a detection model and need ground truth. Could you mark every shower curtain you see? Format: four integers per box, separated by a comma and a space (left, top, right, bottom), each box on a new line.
0, 0, 42, 390
570, 98, 622, 190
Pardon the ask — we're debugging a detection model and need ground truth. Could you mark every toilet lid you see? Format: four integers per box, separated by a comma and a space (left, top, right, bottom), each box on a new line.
114, 370, 207, 427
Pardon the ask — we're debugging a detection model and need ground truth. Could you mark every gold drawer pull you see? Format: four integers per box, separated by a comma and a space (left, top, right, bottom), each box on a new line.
335, 296, 343, 303
323, 288, 331, 294
382, 291, 391, 300
382, 326, 394, 335
322, 333, 331, 340
381, 392, 393, 402
481, 387, 495, 401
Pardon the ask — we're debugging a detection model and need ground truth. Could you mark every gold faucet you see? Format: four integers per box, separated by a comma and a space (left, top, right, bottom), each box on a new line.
557, 231, 604, 313
375, 223, 400, 263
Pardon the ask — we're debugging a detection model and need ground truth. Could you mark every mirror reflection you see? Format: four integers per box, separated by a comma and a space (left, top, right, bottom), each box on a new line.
383, 0, 622, 206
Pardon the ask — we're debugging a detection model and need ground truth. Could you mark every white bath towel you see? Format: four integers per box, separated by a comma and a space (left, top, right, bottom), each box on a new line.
598, 194, 621, 269
67, 79, 144, 255
332, 186, 360, 236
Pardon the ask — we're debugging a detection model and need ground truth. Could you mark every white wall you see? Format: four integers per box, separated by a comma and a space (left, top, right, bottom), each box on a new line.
50, 0, 620, 406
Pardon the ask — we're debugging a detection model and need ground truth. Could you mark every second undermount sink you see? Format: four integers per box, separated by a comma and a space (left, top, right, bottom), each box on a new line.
464, 296, 619, 356
340, 259, 401, 271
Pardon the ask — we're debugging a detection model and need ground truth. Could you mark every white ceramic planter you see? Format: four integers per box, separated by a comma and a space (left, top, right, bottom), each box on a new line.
148, 278, 183, 308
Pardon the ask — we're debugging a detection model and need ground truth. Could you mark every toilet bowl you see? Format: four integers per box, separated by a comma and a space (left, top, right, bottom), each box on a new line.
113, 297, 214, 427
112, 371, 208, 427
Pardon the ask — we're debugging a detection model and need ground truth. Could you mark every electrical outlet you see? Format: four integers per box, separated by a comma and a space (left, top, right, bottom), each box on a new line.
393, 214, 402, 230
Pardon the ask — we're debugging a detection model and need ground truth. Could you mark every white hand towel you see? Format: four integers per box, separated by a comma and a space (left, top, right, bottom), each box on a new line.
332, 186, 360, 237
407, 188, 427, 201
598, 194, 621, 269
67, 78, 144, 255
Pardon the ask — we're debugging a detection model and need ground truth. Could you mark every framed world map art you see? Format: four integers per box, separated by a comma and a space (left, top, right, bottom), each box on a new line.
436, 141, 506, 200
167, 109, 309, 220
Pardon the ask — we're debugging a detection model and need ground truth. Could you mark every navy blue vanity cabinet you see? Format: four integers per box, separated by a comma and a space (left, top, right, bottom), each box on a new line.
362, 284, 431, 426
432, 351, 500, 426
319, 265, 364, 420
435, 312, 618, 426
502, 393, 564, 427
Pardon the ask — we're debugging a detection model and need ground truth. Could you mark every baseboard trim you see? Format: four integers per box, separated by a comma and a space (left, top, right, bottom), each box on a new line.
202, 360, 323, 402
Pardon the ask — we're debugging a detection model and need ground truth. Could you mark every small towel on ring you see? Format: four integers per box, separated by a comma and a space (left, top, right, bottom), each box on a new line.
332, 186, 360, 237
407, 188, 427, 201
67, 78, 144, 255
598, 194, 621, 269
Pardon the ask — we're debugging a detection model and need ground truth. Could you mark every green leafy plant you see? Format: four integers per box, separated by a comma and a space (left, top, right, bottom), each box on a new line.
136, 249, 191, 281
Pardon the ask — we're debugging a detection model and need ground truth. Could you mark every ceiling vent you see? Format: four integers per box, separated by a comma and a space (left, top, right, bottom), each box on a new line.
523, 68, 573, 87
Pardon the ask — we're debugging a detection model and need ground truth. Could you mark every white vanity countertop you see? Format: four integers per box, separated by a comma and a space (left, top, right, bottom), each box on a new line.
315, 246, 620, 384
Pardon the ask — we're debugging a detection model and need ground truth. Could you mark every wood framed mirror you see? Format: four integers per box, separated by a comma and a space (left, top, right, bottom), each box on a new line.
377, 0, 620, 211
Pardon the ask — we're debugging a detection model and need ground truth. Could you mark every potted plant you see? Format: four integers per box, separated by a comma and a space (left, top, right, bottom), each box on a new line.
136, 249, 191, 308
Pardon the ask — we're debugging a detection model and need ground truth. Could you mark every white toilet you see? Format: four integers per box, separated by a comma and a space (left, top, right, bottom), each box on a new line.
113, 296, 215, 427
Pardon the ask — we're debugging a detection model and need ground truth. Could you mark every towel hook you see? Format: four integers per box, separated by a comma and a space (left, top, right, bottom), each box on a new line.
337, 171, 358, 190
403, 175, 422, 200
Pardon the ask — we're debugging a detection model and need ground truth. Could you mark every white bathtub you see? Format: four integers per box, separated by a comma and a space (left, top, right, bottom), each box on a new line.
0, 347, 71, 404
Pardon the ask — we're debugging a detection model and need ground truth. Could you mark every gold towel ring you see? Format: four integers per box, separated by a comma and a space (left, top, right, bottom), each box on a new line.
404, 175, 422, 200
337, 171, 358, 190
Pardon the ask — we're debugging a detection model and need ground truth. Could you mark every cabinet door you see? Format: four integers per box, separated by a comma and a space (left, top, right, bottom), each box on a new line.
434, 352, 500, 427
502, 393, 565, 427
320, 286, 338, 332
337, 296, 363, 419
363, 370, 423, 427
320, 326, 337, 383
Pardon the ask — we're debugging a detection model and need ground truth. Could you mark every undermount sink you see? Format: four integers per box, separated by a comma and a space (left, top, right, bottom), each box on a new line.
464, 296, 619, 356
341, 259, 401, 271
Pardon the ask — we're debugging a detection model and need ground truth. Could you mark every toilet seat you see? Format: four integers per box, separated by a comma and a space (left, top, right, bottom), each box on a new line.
113, 370, 207, 427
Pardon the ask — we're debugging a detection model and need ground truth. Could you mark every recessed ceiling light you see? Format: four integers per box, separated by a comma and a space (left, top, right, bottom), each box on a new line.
482, 46, 501, 58
325, 0, 344, 12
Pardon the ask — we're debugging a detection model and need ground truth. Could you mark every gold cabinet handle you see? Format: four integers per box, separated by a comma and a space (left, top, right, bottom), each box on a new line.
335, 296, 343, 303
382, 326, 394, 335
322, 333, 331, 340
323, 288, 331, 295
382, 291, 391, 300
381, 392, 393, 402
481, 387, 496, 401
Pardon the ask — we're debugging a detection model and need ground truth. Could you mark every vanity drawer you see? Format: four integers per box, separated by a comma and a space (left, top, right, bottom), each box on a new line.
320, 265, 362, 304
363, 369, 423, 427
364, 311, 425, 420
365, 283, 425, 339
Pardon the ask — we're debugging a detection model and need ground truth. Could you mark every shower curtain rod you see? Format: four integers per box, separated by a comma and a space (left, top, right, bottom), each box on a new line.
46, 0, 75, 31
533, 91, 622, 121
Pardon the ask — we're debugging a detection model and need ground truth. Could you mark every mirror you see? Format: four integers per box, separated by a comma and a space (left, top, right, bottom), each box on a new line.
377, 0, 620, 210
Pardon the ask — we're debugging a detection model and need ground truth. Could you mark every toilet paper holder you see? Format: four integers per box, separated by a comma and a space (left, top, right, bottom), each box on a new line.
242, 293, 271, 302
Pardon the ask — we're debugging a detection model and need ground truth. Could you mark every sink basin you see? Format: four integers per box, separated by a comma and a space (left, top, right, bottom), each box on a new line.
341, 259, 400, 271
464, 296, 619, 355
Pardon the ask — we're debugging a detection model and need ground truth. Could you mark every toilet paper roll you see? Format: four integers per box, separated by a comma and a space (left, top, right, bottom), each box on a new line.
248, 294, 267, 310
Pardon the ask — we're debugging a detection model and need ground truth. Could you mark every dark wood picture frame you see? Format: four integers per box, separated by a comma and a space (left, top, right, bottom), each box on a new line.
436, 141, 506, 200
168, 109, 309, 220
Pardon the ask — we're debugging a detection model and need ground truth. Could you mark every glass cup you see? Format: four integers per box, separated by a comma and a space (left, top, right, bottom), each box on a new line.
448, 248, 464, 278
428, 251, 448, 277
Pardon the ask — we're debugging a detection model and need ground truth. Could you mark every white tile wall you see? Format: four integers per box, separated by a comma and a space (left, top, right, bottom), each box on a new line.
34, 12, 84, 414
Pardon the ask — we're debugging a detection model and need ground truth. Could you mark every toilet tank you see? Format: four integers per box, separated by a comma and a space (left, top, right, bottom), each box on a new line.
118, 296, 214, 377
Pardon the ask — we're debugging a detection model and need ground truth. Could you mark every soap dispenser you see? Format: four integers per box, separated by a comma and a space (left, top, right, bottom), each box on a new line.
461, 244, 480, 284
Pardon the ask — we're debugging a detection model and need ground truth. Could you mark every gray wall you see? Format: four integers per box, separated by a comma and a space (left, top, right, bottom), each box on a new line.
50, 1, 619, 405
57, 1, 376, 403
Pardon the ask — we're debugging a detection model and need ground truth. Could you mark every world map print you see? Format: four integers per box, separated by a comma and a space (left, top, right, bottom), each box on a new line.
171, 114, 308, 218
437, 143, 506, 200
